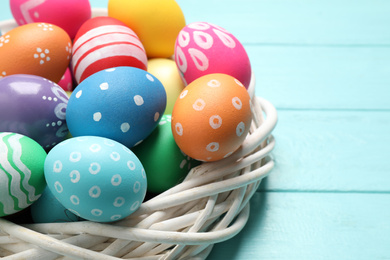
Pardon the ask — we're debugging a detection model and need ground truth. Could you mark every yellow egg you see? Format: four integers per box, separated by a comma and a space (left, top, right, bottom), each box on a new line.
108, 0, 186, 58
147, 58, 185, 114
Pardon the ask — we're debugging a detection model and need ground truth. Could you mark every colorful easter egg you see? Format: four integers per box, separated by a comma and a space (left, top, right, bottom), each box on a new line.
175, 22, 251, 89
10, 0, 91, 39
0, 22, 72, 83
0, 132, 47, 217
44, 136, 147, 222
72, 16, 147, 84
30, 186, 83, 223
66, 66, 166, 148
171, 74, 252, 162
108, 0, 186, 58
132, 115, 200, 193
0, 74, 69, 150
58, 67, 73, 92
147, 58, 185, 114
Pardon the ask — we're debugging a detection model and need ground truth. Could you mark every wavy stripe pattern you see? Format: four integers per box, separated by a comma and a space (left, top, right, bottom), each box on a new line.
0, 133, 39, 216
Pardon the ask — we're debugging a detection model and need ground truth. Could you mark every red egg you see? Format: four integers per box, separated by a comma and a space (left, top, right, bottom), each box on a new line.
72, 16, 148, 84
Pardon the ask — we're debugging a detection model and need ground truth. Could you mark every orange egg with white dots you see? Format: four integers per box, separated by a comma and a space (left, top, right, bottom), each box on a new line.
171, 73, 252, 162
0, 22, 72, 83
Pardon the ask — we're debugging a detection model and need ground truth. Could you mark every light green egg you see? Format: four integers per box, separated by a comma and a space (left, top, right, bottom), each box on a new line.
132, 115, 200, 193
0, 132, 47, 217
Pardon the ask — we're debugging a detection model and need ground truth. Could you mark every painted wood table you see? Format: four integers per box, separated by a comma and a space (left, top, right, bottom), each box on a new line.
1, 0, 389, 259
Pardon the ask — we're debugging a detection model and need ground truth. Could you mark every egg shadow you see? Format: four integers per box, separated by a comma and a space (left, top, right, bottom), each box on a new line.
3, 206, 33, 224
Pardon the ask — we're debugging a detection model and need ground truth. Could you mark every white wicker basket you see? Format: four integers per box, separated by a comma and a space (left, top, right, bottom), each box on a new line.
0, 8, 278, 260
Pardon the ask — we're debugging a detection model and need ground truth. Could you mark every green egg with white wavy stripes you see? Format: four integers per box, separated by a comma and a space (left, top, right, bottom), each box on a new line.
132, 115, 201, 193
0, 132, 47, 217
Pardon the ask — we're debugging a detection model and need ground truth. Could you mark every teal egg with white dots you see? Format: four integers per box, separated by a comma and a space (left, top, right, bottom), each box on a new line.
44, 136, 147, 222
66, 66, 167, 148
30, 186, 83, 223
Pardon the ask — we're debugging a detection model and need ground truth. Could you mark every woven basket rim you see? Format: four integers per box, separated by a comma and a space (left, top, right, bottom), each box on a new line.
0, 7, 278, 260
0, 99, 277, 260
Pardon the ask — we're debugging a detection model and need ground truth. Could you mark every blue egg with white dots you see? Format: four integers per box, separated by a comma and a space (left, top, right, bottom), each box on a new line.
44, 136, 147, 222
66, 66, 167, 148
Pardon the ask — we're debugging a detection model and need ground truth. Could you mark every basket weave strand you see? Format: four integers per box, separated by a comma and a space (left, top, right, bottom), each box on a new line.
0, 8, 277, 259
0, 93, 277, 259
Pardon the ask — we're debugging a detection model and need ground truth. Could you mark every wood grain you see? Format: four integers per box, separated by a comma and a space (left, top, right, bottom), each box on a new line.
209, 192, 390, 260
1, 0, 389, 259
260, 110, 390, 192
248, 46, 390, 109
177, 0, 390, 45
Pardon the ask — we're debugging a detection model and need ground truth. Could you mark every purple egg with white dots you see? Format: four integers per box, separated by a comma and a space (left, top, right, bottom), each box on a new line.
0, 74, 69, 149
44, 136, 147, 222
66, 66, 167, 148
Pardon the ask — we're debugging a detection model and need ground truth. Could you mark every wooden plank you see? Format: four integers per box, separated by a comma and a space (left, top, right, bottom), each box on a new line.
0, 2, 12, 21
4, 0, 390, 45
249, 45, 390, 109
177, 0, 390, 46
259, 110, 390, 192
209, 191, 390, 260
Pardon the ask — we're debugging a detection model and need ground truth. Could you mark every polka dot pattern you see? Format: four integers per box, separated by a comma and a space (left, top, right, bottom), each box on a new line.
171, 74, 252, 162
100, 82, 109, 90
67, 66, 167, 148
0, 22, 72, 83
44, 136, 147, 222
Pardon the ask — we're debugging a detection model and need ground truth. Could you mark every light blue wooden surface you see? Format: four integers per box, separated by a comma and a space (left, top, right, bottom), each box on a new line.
1, 1, 389, 259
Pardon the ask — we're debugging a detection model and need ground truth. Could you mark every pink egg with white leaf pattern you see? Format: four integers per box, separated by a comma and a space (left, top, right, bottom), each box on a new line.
174, 22, 251, 89
10, 0, 91, 39
58, 67, 73, 92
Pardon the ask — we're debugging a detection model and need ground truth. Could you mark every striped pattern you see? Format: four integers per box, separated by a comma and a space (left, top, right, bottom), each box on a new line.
72, 24, 148, 83
0, 133, 42, 216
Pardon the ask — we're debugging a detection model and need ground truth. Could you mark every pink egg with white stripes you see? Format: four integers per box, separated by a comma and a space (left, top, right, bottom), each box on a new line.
72, 17, 148, 84
174, 22, 251, 89
10, 0, 91, 39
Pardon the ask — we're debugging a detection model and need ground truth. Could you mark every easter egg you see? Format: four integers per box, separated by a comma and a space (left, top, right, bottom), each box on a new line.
44, 136, 147, 222
66, 66, 166, 148
0, 132, 47, 217
30, 186, 82, 223
58, 67, 73, 92
72, 16, 147, 84
175, 22, 252, 89
147, 58, 185, 115
0, 22, 72, 83
171, 74, 252, 162
108, 0, 186, 58
10, 0, 91, 39
0, 74, 69, 150
132, 115, 200, 193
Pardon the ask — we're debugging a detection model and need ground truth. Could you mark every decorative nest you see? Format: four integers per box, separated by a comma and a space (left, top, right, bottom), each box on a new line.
0, 9, 277, 260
